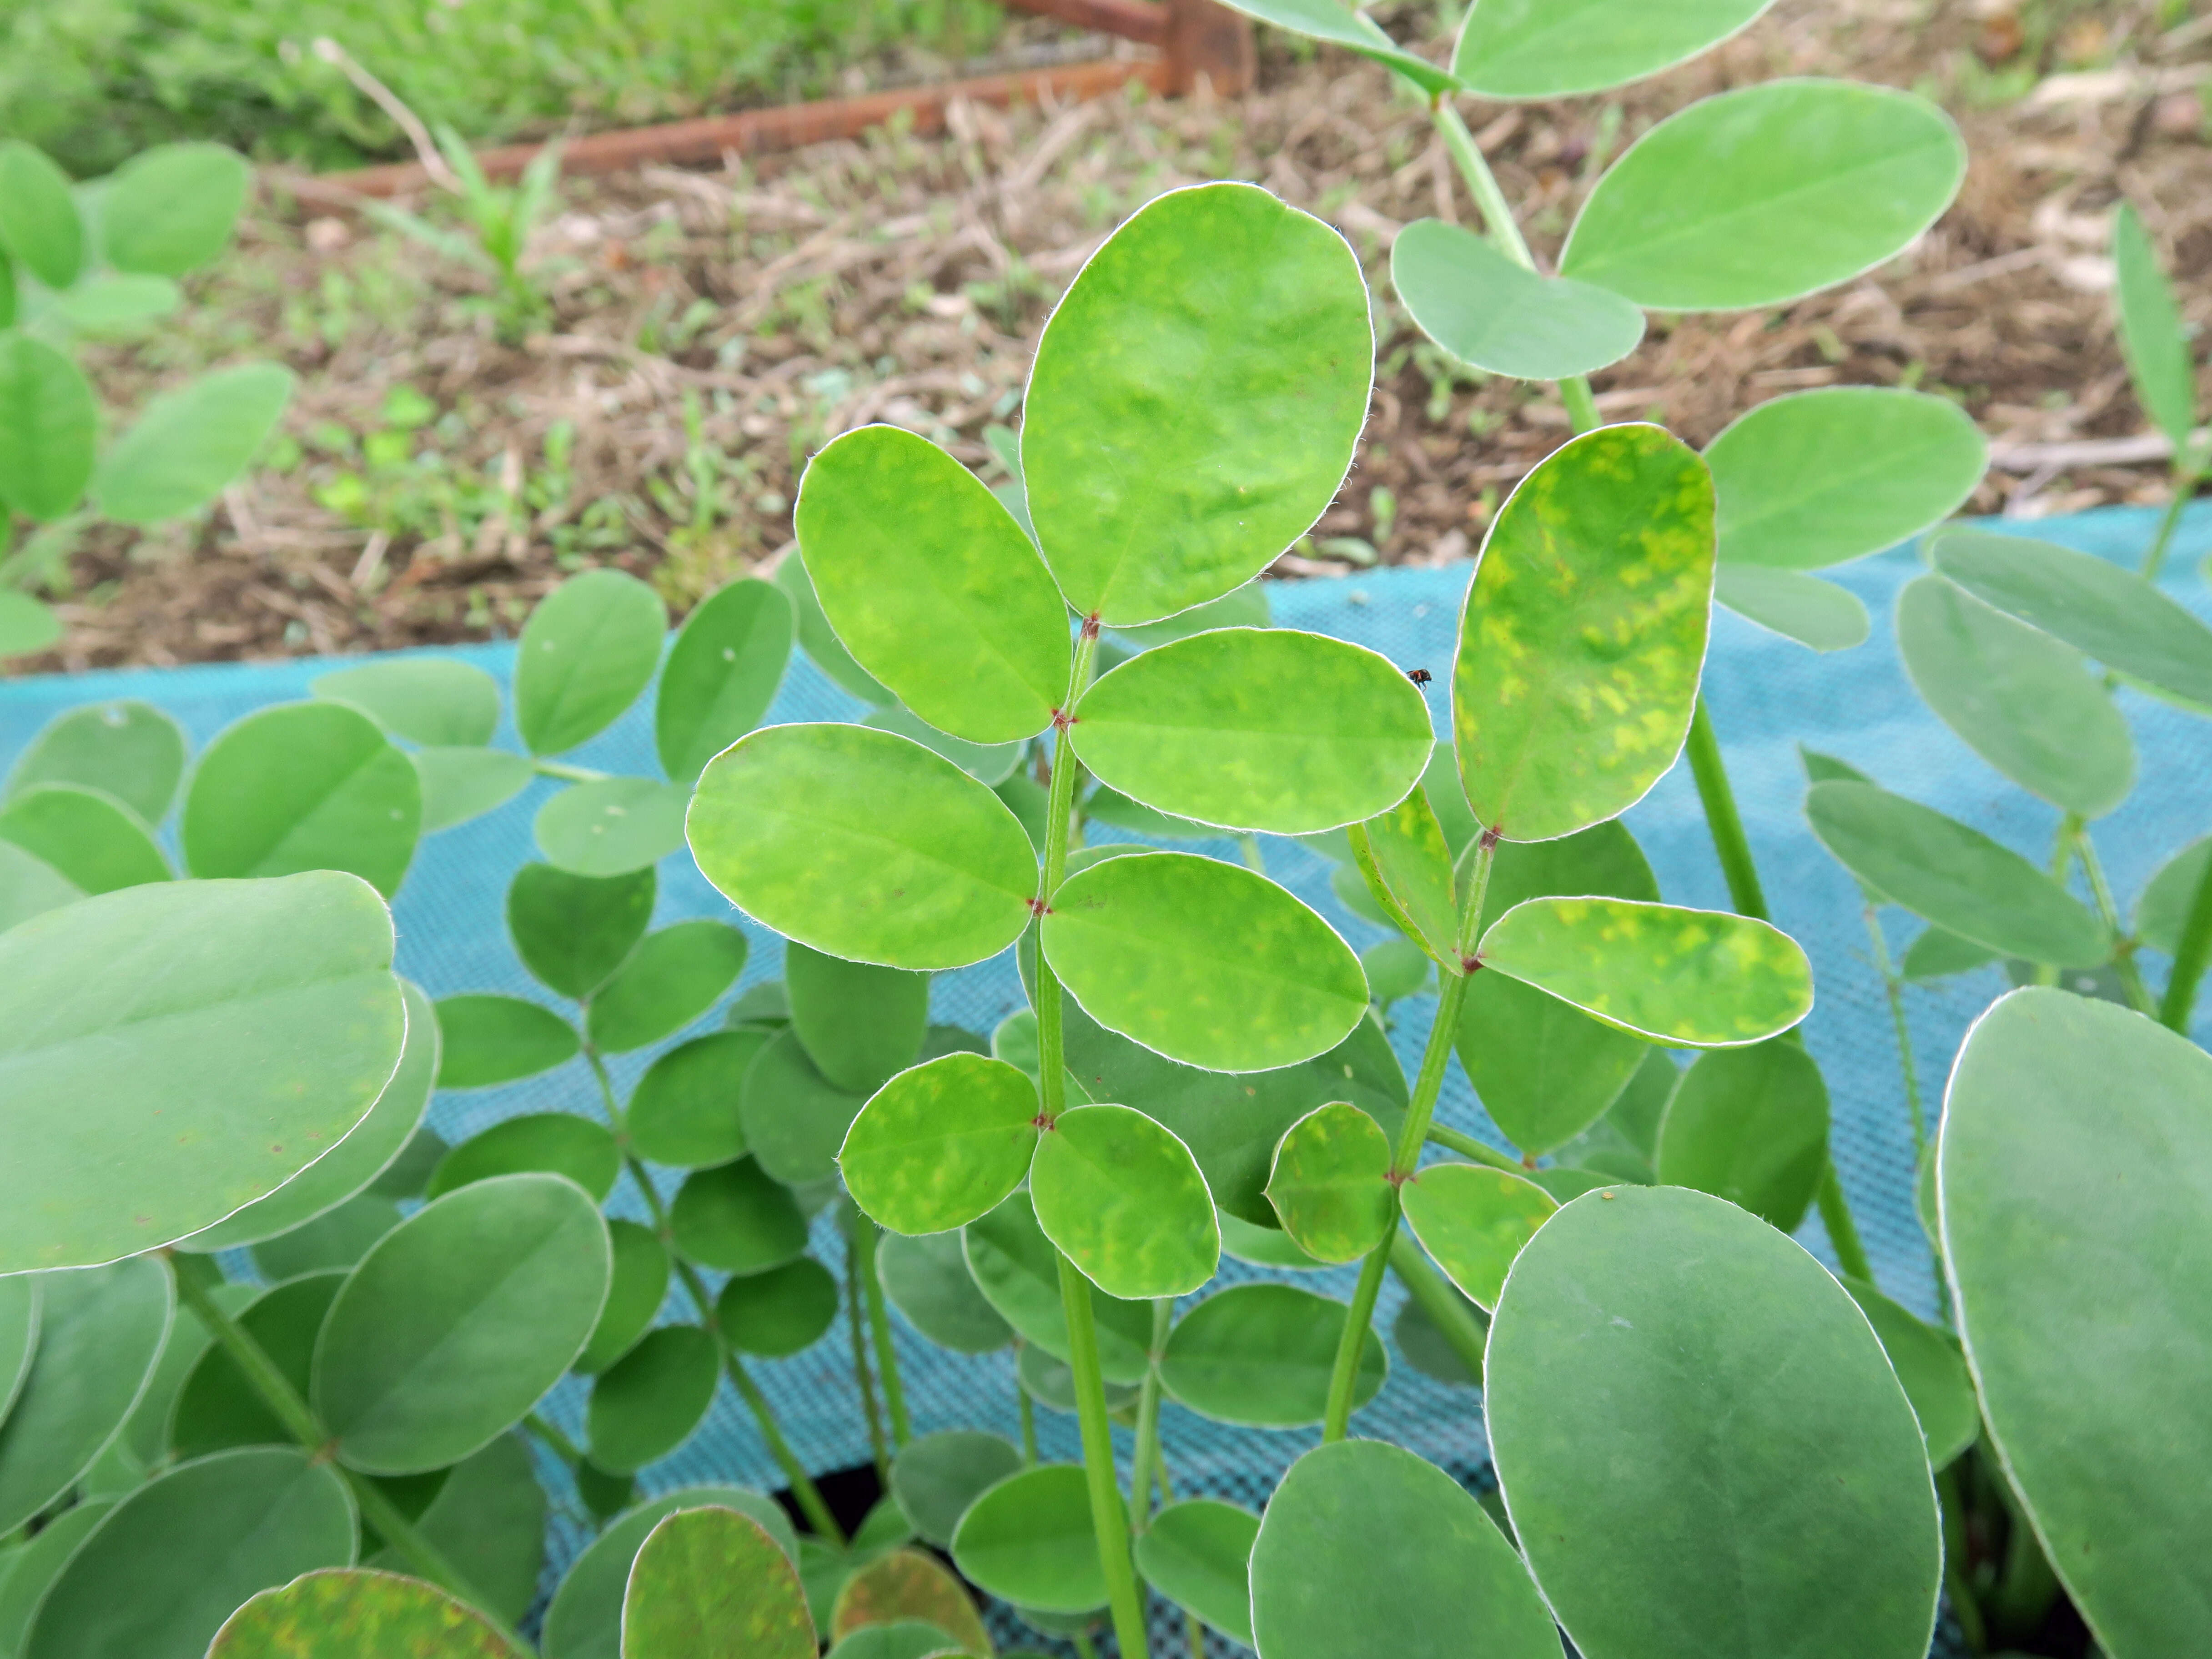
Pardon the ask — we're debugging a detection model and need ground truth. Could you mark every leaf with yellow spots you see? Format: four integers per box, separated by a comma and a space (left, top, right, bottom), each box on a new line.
1476, 896, 1810, 1047
622, 1506, 817, 1659
1452, 424, 1715, 843
209, 1568, 525, 1657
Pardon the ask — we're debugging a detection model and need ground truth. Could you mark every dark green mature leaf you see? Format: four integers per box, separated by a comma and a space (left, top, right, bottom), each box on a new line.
1024, 183, 1372, 625
0, 140, 84, 287
0, 783, 169, 892
586, 920, 747, 1051
1452, 0, 1769, 96
0, 1276, 35, 1426
313, 657, 501, 747
1136, 1499, 1261, 1646
741, 1026, 870, 1186
1707, 388, 1985, 571
314, 1172, 612, 1473
209, 1568, 525, 1658
515, 568, 668, 756
101, 141, 251, 275
576, 1219, 670, 1373
1487, 1186, 1940, 1659
1805, 780, 2109, 967
587, 1324, 719, 1473
632, 1031, 761, 1168
1714, 566, 1870, 653
1478, 897, 1813, 1047
1838, 1278, 1977, 1472
93, 364, 295, 524
1071, 628, 1433, 835
0, 1258, 170, 1533
773, 553, 895, 705
961, 1192, 1151, 1384
544, 1488, 798, 1659
1250, 1440, 1560, 1659
368, 1434, 547, 1623
669, 1158, 809, 1275
690, 723, 1037, 971
624, 1506, 817, 1659
0, 872, 405, 1272
251, 1194, 402, 1279
1210, 0, 1460, 92
950, 1466, 1106, 1614
1159, 1283, 1384, 1426
1896, 573, 2133, 819
719, 1257, 839, 1357
1392, 220, 1644, 380
1932, 528, 2212, 710
0, 1500, 113, 1654
829, 1548, 990, 1654
535, 777, 691, 876
1561, 80, 1964, 310
1398, 1163, 1557, 1311
506, 862, 654, 1000
1042, 850, 1367, 1072
22, 1447, 355, 1659
1940, 987, 2212, 1655
0, 332, 96, 520
657, 576, 794, 783
182, 701, 421, 895
434, 994, 579, 1086
171, 1270, 345, 1460
876, 1231, 1012, 1353
787, 942, 930, 1094
823, 1622, 960, 1659
2137, 833, 2212, 955
2112, 201, 2198, 446
841, 1052, 1039, 1235
413, 746, 533, 832
797, 425, 1070, 744
1264, 1103, 1393, 1263
1655, 1040, 1830, 1230
891, 1432, 1024, 1548
427, 1111, 620, 1202
4, 699, 186, 825
1453, 425, 1714, 842
1031, 1104, 1220, 1297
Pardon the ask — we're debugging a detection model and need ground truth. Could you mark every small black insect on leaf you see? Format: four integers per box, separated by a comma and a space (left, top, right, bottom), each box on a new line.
1407, 668, 1433, 685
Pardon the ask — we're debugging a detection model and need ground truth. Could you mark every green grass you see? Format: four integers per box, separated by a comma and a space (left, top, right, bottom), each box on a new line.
0, 0, 1008, 175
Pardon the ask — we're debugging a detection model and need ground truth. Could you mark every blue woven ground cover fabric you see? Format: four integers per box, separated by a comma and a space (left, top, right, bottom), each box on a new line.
5, 501, 2206, 1649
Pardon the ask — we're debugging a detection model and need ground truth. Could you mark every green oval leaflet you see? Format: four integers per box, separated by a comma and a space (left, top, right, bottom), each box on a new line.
719, 1257, 839, 1358
0, 1498, 112, 1655
797, 425, 1069, 745
787, 942, 931, 1094
182, 701, 421, 896
1804, 780, 2109, 967
1042, 850, 1368, 1073
506, 862, 655, 1001
1451, 0, 1771, 97
1896, 573, 2133, 819
1391, 219, 1645, 381
428, 1111, 621, 1202
1931, 528, 2212, 711
1070, 628, 1433, 835
1348, 786, 1461, 967
0, 840, 80, 932
543, 1487, 798, 1659
1030, 1103, 1220, 1298
514, 568, 668, 757
0, 140, 84, 287
631, 1031, 762, 1169
669, 1157, 809, 1276
1707, 388, 1986, 571
1022, 182, 1372, 625
689, 723, 1037, 971
251, 1193, 401, 1280
741, 1026, 870, 1186
100, 141, 252, 276
1018, 1343, 1141, 1418
586, 920, 748, 1052
2112, 201, 2198, 446
92, 363, 296, 526
312, 1172, 612, 1474
50, 272, 181, 333
1219, 1208, 1327, 1272
1560, 79, 1965, 310
1477, 897, 1813, 1047
1398, 1163, 1558, 1312
862, 706, 1025, 786
4, 699, 186, 826
1250, 1440, 1560, 1659
1263, 1103, 1393, 1263
1899, 923, 1999, 982
840, 1052, 1040, 1236
1133, 1498, 1261, 1646
1654, 1039, 1830, 1230
587, 1324, 719, 1474
824, 1622, 960, 1659
1363, 936, 1434, 1006
414, 747, 533, 833
0, 333, 96, 521
656, 576, 794, 784
366, 1434, 547, 1622
209, 1568, 525, 1659
1837, 1277, 1977, 1472
22, 1447, 355, 1659
576, 1219, 672, 1374
950, 1466, 1106, 1614
876, 1232, 1013, 1354
1393, 1279, 1486, 1389
960, 1192, 1152, 1384
0, 1257, 171, 1534
0, 783, 169, 892
1453, 424, 1715, 842
312, 657, 502, 748
1939, 988, 2212, 1655
0, 873, 406, 1272
2137, 833, 2212, 955
434, 994, 580, 1087
890, 1431, 1024, 1548
1159, 1282, 1385, 1427
773, 552, 895, 705
623, 1506, 816, 1659
1208, 0, 1462, 93
1486, 1186, 1940, 1659
1712, 566, 1870, 653
0, 1276, 35, 1424
828, 1550, 990, 1655
171, 1271, 346, 1461
536, 777, 692, 876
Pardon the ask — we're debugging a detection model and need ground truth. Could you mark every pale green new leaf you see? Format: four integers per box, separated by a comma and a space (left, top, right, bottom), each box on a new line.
514, 568, 668, 756
4, 699, 184, 827
2111, 201, 2198, 446
656, 577, 794, 783
0, 141, 84, 288
1391, 219, 1644, 380
100, 142, 251, 276
93, 364, 295, 524
1452, 0, 1772, 97
1031, 1103, 1220, 1298
1398, 1162, 1557, 1311
1263, 1103, 1393, 1263
0, 333, 96, 520
1713, 566, 1870, 653
313, 656, 502, 747
1208, 0, 1461, 96
840, 1053, 1040, 1236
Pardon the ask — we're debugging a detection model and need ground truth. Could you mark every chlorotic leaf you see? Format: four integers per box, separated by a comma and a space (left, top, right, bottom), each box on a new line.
544, 1488, 797, 1659
773, 553, 894, 705
210, 1567, 525, 1658
1398, 1162, 1557, 1311
1392, 219, 1644, 380
841, 1052, 1040, 1236
1349, 788, 1461, 967
623, 1506, 816, 1659
1263, 1103, 1394, 1263
829, 1549, 991, 1655
1031, 1103, 1220, 1298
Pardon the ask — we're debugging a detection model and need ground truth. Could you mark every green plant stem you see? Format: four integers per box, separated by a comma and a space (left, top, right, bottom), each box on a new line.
1987, 1461, 2061, 1640
1322, 1229, 1396, 1444
2159, 847, 2212, 1032
1860, 906, 1927, 1154
172, 1265, 531, 1649
2141, 450, 2204, 583
1387, 1231, 1489, 1384
2072, 832, 2158, 1017
1424, 1121, 1525, 1172
2036, 813, 2086, 990
851, 1214, 910, 1449
525, 1411, 583, 1468
531, 759, 608, 783
1935, 1462, 1989, 1653
1017, 1369, 1039, 1465
1127, 1301, 1171, 1537
1073, 1632, 1100, 1659
1237, 833, 1267, 873
845, 1213, 891, 1483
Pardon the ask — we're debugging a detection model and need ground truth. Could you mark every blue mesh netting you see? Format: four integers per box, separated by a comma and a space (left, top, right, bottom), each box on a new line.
4, 501, 2207, 1653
